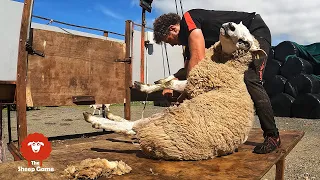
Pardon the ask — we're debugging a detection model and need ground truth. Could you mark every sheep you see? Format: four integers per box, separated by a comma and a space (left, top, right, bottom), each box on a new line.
89, 104, 110, 115
83, 21, 267, 160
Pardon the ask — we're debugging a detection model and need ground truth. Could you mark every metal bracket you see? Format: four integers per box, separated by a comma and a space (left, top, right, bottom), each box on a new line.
26, 28, 45, 57
114, 57, 132, 64
26, 42, 45, 57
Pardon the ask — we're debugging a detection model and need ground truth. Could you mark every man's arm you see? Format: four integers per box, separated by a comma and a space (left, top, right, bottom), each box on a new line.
186, 29, 205, 76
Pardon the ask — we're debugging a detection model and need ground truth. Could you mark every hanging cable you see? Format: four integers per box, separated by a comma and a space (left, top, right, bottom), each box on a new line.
174, 0, 179, 15
179, 0, 184, 15
161, 42, 167, 77
141, 47, 149, 119
174, 0, 186, 61
141, 93, 148, 119
164, 43, 171, 75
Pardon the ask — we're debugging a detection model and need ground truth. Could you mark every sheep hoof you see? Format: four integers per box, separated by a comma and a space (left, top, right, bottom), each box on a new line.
92, 123, 101, 129
133, 81, 144, 90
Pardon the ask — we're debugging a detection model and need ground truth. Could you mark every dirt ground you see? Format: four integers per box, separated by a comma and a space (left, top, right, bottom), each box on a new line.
1, 103, 319, 180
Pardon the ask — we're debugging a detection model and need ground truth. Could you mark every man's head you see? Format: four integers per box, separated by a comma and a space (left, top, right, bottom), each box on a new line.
219, 21, 266, 58
153, 13, 181, 46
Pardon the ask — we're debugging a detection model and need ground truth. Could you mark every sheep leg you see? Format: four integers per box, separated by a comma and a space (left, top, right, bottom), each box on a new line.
106, 112, 128, 122
134, 77, 187, 94
83, 112, 136, 135
153, 75, 177, 84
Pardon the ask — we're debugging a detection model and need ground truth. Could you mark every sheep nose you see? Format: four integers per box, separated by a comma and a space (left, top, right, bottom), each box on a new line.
229, 22, 235, 31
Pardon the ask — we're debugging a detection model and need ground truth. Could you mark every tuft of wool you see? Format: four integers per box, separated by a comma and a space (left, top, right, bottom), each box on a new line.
63, 158, 132, 180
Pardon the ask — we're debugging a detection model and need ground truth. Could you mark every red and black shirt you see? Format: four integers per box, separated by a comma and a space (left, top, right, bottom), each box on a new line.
178, 9, 270, 60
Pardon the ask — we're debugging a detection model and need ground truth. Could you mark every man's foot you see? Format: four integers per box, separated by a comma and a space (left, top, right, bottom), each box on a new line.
253, 135, 281, 154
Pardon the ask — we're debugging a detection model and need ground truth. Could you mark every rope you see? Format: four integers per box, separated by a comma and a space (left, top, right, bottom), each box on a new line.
161, 42, 167, 77
164, 43, 171, 75
179, 0, 184, 15
141, 44, 150, 118
141, 94, 148, 119
174, 0, 179, 15
145, 45, 148, 83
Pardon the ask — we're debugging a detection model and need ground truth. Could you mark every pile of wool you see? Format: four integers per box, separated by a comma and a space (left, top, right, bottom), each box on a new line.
63, 158, 132, 179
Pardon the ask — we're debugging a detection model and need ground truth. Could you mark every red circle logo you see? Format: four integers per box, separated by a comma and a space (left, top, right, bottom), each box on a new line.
20, 133, 52, 166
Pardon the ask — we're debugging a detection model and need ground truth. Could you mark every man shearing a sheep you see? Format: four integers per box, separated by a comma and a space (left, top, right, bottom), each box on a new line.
153, 9, 280, 154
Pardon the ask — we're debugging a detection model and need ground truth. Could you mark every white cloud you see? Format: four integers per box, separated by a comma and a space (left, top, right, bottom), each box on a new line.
131, 0, 139, 7
96, 5, 123, 20
152, 0, 320, 45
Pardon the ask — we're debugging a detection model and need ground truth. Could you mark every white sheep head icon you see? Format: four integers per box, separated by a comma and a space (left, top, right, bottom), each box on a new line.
27, 141, 44, 153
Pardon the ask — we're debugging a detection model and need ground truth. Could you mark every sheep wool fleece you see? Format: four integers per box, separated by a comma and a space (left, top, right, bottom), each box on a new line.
134, 42, 256, 160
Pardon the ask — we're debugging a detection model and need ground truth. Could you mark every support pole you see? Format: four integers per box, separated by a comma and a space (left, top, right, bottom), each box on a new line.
16, 0, 34, 149
0, 104, 3, 163
275, 158, 285, 180
103, 31, 109, 38
124, 20, 133, 120
140, 9, 146, 83
7, 105, 12, 143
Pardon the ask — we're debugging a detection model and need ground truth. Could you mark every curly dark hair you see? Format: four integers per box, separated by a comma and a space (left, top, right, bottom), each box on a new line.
153, 13, 181, 44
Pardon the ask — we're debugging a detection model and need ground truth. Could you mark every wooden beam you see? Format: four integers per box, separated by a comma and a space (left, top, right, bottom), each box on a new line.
103, 31, 109, 37
7, 143, 24, 161
0, 81, 16, 85
140, 9, 146, 83
16, 0, 34, 149
124, 20, 133, 120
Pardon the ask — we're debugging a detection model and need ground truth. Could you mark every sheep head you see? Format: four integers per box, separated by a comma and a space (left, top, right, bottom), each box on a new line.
219, 21, 266, 60
27, 141, 44, 153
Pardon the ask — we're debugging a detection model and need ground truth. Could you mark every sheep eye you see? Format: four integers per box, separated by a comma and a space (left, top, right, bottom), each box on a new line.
238, 39, 250, 48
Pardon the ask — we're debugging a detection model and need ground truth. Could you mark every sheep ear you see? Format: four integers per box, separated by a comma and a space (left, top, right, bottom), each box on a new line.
39, 142, 44, 146
213, 41, 222, 49
251, 48, 267, 60
240, 21, 243, 25
28, 142, 33, 146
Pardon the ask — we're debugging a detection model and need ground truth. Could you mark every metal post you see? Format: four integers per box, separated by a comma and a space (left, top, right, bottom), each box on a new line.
7, 105, 12, 143
0, 104, 3, 163
140, 9, 146, 83
124, 20, 133, 120
16, 0, 34, 149
102, 104, 106, 118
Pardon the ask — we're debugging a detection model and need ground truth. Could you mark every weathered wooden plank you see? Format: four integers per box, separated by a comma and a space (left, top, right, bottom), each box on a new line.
0, 84, 16, 103
0, 129, 304, 180
27, 29, 126, 106
16, 0, 33, 149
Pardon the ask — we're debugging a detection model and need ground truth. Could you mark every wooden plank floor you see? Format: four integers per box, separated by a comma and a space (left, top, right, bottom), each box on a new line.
0, 129, 304, 180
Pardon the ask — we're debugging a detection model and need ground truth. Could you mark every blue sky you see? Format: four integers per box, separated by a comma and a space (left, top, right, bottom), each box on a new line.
15, 0, 160, 39
14, 0, 320, 45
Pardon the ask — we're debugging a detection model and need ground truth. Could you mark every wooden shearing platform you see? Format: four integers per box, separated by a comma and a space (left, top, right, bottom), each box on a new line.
0, 129, 304, 180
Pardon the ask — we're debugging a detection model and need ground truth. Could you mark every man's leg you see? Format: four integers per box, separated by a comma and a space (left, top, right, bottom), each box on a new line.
244, 36, 280, 154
